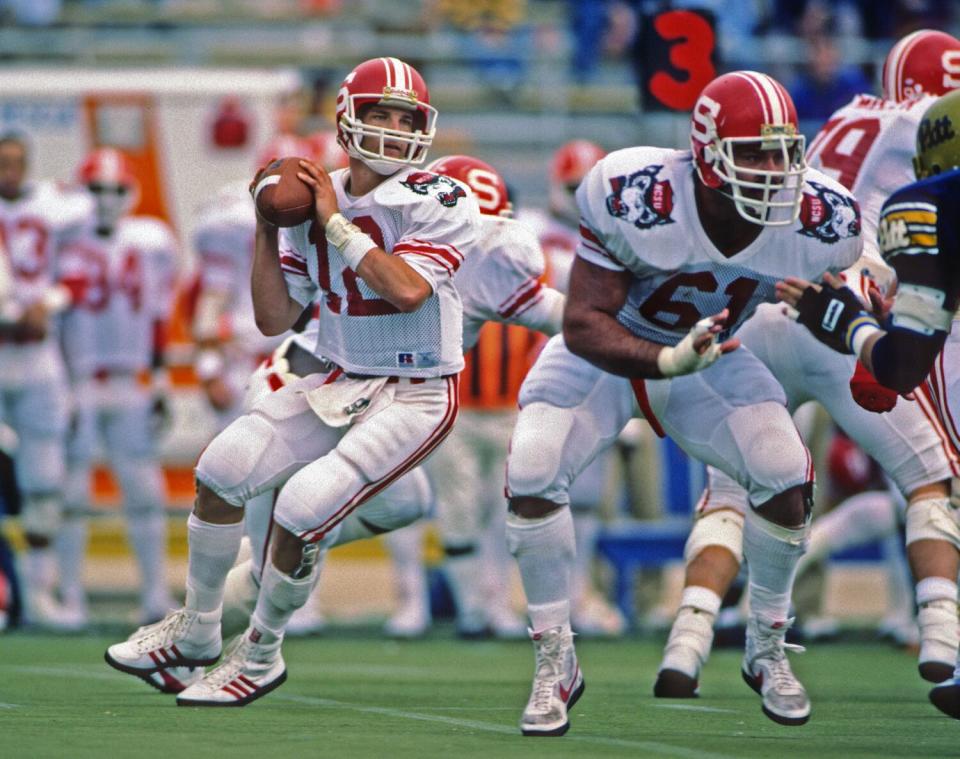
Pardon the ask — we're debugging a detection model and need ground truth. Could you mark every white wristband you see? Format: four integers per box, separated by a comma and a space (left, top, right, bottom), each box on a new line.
325, 212, 376, 270
656, 317, 723, 378
849, 320, 882, 358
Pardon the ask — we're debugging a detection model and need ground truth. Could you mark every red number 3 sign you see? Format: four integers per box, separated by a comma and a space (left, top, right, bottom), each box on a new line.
642, 10, 717, 112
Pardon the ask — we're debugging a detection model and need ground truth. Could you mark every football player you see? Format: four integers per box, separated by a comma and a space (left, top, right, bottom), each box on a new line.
777, 86, 960, 719
506, 70, 862, 735
518, 139, 630, 638
56, 148, 180, 627
105, 57, 482, 707
0, 133, 91, 628
655, 28, 960, 699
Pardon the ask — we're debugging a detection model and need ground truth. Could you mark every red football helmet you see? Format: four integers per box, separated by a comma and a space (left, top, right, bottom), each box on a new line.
335, 57, 437, 175
76, 147, 139, 230
882, 29, 960, 103
427, 154, 511, 217
690, 71, 806, 226
549, 140, 606, 223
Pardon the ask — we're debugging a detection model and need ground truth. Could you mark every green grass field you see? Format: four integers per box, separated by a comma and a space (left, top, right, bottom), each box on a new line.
1, 629, 957, 758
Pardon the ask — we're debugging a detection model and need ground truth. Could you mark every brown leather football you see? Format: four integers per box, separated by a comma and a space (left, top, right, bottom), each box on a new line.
253, 157, 314, 227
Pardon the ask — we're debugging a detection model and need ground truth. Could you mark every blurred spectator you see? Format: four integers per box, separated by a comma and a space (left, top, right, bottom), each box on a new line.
0, 0, 61, 25
425, 0, 533, 99
788, 33, 871, 124
568, 1, 637, 84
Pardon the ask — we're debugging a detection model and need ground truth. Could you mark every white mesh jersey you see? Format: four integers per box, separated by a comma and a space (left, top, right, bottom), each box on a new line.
457, 215, 551, 351
806, 92, 934, 296
280, 167, 481, 377
59, 215, 178, 379
192, 181, 281, 358
575, 147, 863, 347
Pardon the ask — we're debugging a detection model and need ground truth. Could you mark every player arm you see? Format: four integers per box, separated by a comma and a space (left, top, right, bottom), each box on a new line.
563, 256, 733, 379
504, 285, 566, 336
297, 160, 431, 313
251, 218, 306, 336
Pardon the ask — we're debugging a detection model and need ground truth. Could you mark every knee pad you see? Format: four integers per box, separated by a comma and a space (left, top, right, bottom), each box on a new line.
906, 496, 960, 549
728, 402, 810, 506
196, 413, 288, 507
684, 509, 745, 564
20, 492, 63, 538
697, 466, 749, 517
506, 402, 574, 503
340, 468, 431, 546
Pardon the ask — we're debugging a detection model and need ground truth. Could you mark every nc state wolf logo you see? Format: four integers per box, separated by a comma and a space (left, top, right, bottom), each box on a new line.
401, 172, 467, 207
798, 181, 861, 244
605, 165, 674, 229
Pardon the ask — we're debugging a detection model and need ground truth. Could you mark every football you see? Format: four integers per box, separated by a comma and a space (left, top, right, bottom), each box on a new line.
253, 156, 314, 227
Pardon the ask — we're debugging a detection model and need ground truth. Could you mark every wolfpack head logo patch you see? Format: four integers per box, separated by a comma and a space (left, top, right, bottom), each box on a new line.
401, 172, 467, 207
605, 165, 674, 229
798, 181, 861, 244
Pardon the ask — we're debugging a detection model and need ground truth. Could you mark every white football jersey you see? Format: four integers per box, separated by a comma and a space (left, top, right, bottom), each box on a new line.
806, 92, 934, 295
457, 215, 551, 351
192, 181, 281, 359
280, 167, 482, 377
576, 147, 862, 346
516, 207, 578, 293
59, 215, 178, 379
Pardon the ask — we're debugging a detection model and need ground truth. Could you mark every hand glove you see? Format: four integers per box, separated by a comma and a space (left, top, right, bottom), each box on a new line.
849, 360, 898, 413
794, 281, 870, 354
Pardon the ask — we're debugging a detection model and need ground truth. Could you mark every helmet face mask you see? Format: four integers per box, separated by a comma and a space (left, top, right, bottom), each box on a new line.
336, 57, 437, 176
691, 71, 806, 227
913, 89, 960, 179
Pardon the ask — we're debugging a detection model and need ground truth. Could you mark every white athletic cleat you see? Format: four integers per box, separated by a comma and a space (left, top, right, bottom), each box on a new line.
918, 599, 959, 683
25, 591, 86, 632
741, 616, 810, 726
104, 608, 221, 677
520, 626, 585, 737
176, 628, 286, 707
142, 666, 205, 694
384, 599, 431, 639
572, 593, 628, 639
654, 606, 715, 698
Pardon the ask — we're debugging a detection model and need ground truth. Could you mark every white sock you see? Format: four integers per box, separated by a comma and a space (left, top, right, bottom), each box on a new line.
184, 513, 244, 613
802, 490, 894, 568
443, 546, 487, 630
126, 508, 170, 610
743, 509, 808, 622
22, 546, 57, 596
55, 514, 88, 610
506, 507, 575, 633
571, 510, 600, 607
917, 576, 958, 606
385, 521, 429, 613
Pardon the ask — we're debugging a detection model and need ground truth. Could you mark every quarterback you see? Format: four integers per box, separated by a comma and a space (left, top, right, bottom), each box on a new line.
104, 56, 481, 706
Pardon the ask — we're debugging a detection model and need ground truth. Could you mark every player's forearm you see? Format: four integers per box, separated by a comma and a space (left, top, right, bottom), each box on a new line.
867, 328, 945, 394
355, 249, 432, 312
252, 221, 301, 335
563, 308, 665, 379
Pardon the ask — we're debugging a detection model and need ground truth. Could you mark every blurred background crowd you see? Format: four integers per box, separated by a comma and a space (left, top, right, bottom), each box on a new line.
0, 0, 955, 645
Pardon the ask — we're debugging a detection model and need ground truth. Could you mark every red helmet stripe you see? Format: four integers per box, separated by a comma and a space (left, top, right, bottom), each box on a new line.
735, 71, 789, 125
891, 31, 924, 101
